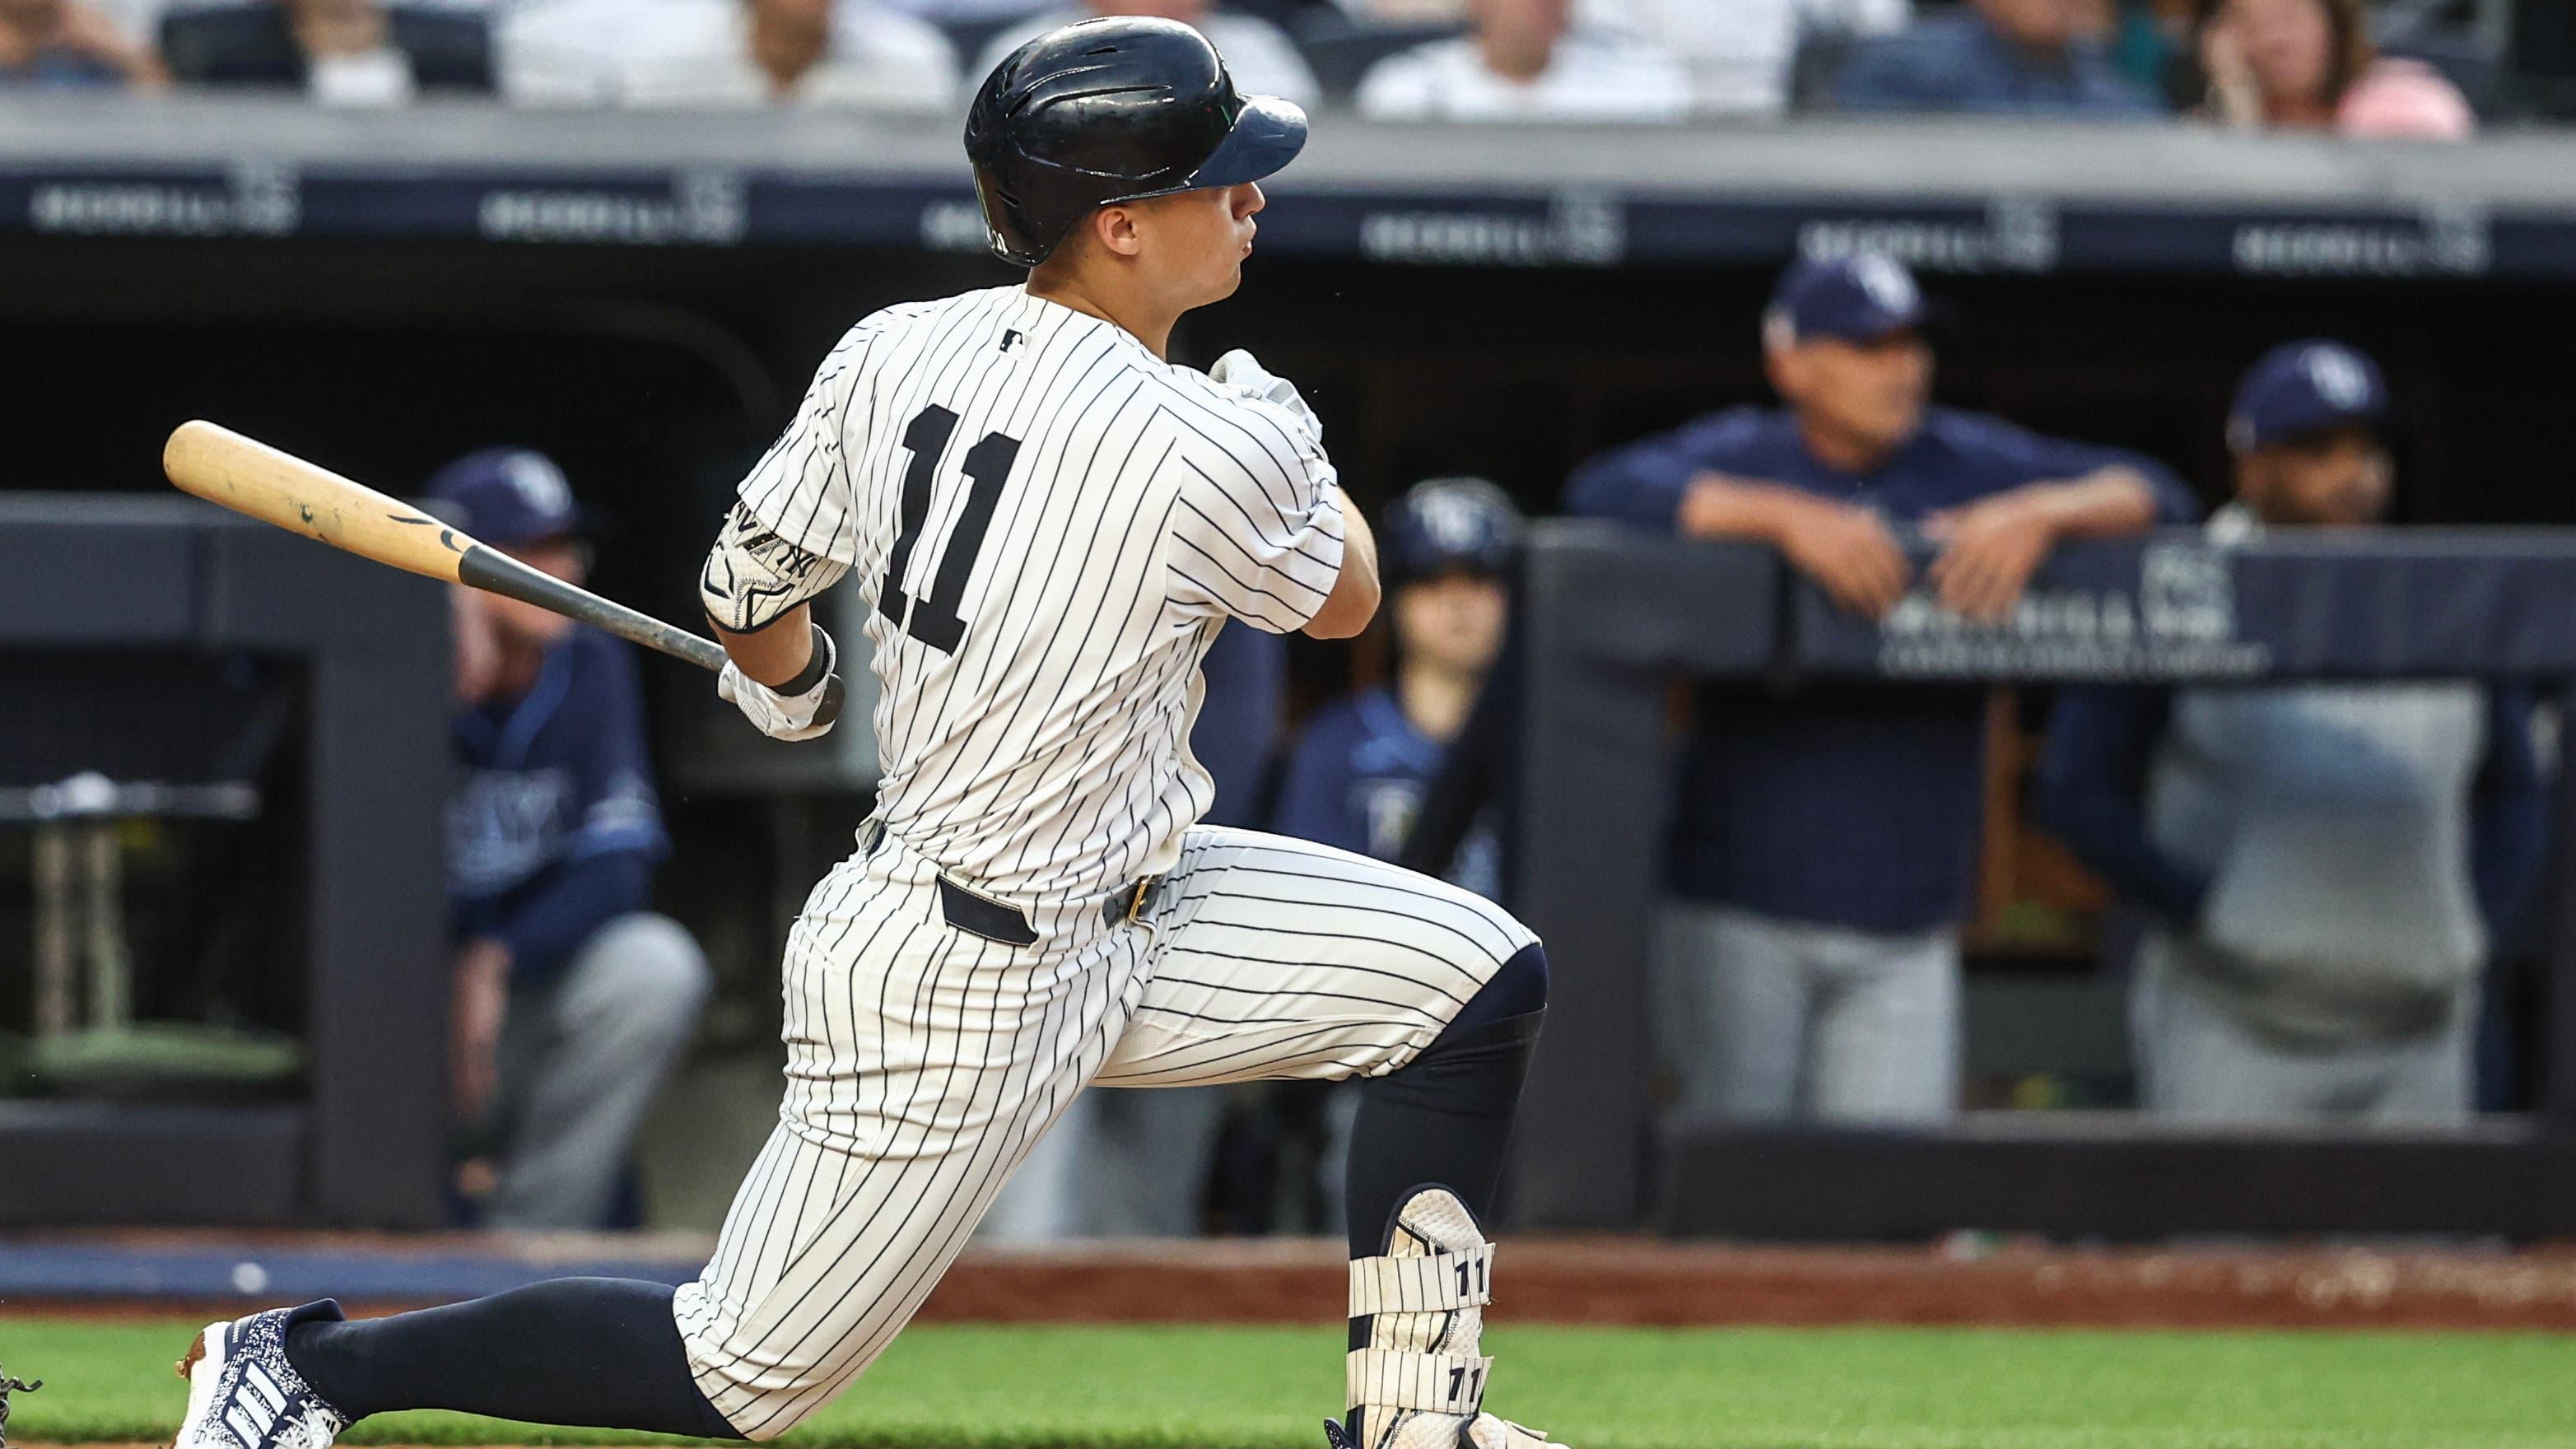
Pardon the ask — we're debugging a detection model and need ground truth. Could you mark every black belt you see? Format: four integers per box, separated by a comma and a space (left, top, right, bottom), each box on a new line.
865, 820, 1155, 948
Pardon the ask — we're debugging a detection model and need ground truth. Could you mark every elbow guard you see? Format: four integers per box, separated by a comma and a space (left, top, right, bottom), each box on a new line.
699, 501, 850, 633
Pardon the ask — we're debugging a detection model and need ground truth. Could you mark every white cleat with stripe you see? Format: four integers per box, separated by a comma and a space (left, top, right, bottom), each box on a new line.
170, 1302, 351, 1449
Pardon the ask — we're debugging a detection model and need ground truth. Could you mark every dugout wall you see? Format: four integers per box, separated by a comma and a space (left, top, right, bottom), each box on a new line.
1509, 525, 2576, 1237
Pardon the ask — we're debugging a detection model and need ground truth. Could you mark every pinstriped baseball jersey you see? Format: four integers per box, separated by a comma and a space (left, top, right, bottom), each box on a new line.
729, 283, 1346, 900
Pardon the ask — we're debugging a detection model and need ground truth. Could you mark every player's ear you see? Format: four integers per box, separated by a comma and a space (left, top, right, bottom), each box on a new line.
1092, 203, 1148, 260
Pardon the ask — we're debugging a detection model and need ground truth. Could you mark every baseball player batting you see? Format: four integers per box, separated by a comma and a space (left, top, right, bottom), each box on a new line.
168, 18, 1557, 1449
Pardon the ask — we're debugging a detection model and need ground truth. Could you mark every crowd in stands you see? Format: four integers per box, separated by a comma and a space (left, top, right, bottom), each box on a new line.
0, 0, 2538, 134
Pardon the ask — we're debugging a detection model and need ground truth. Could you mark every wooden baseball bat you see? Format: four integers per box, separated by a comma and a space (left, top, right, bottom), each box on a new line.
163, 422, 837, 722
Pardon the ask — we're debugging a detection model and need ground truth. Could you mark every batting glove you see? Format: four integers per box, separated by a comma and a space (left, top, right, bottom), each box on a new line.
1210, 349, 1323, 443
718, 622, 841, 742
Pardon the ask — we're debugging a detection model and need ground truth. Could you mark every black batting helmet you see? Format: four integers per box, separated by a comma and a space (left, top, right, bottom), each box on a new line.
963, 17, 1308, 268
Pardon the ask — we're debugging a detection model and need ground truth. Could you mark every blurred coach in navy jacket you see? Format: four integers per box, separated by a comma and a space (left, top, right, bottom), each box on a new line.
1567, 254, 2194, 1125
435, 449, 711, 1228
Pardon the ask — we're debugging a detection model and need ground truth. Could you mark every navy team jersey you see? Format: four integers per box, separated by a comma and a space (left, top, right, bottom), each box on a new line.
450, 627, 669, 982
1276, 686, 1503, 902
1567, 403, 2196, 933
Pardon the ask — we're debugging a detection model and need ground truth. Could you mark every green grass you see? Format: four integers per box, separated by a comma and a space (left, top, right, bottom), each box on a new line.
5, 1318, 2576, 1449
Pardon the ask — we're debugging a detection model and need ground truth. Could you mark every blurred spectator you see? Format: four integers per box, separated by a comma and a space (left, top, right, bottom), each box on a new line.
2037, 342, 2545, 1125
0, 0, 163, 85
502, 0, 955, 108
1356, 0, 1689, 121
1833, 0, 2161, 115
1335, 0, 1461, 20
1580, 0, 1908, 116
161, 0, 490, 101
2111, 0, 2195, 101
974, 2, 1317, 107
881, 0, 1046, 19
1567, 255, 2190, 1125
431, 449, 712, 1229
1278, 478, 1522, 902
2195, 0, 2476, 137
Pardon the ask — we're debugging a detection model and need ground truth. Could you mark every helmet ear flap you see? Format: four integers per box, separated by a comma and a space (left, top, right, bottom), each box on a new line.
972, 170, 1046, 268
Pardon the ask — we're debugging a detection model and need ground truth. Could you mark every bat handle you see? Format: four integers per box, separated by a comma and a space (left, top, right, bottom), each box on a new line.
456, 545, 846, 731
457, 543, 725, 669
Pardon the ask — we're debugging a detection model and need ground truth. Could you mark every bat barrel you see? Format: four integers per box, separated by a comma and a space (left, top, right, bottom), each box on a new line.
164, 419, 473, 585
161, 420, 836, 724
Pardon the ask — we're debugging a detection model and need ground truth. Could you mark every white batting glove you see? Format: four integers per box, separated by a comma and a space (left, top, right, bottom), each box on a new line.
717, 625, 840, 742
1210, 348, 1322, 443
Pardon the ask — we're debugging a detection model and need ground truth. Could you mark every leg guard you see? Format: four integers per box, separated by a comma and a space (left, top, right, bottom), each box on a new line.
1338, 1185, 1568, 1449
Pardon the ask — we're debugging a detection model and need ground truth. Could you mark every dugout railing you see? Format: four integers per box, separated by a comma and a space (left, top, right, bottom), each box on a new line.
1508, 523, 2576, 1237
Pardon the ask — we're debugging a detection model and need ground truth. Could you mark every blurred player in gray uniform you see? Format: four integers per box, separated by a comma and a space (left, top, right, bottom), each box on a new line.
173, 20, 1561, 1449
2038, 342, 2548, 1123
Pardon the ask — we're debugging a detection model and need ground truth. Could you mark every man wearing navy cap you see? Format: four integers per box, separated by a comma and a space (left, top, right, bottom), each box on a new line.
432, 448, 713, 1227
2037, 342, 2546, 1122
1567, 254, 2192, 1125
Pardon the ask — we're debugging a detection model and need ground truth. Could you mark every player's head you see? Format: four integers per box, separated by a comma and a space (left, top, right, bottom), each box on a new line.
1383, 478, 1521, 679
1763, 254, 1933, 463
426, 447, 591, 643
965, 17, 1307, 302
2227, 340, 2392, 527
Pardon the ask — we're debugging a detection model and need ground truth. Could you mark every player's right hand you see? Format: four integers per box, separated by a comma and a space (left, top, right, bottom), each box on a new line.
1775, 498, 1912, 621
719, 624, 841, 741
1210, 349, 1321, 441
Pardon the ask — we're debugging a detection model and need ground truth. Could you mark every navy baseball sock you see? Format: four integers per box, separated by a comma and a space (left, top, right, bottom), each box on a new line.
283, 1278, 744, 1439
1342, 942, 1549, 1260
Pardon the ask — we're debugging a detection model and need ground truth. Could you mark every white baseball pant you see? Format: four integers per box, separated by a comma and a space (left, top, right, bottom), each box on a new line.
671, 822, 1535, 1438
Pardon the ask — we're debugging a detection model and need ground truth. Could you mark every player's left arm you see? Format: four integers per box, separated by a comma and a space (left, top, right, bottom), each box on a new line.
702, 499, 848, 673
702, 505, 847, 738
701, 324, 869, 738
1925, 435, 2196, 622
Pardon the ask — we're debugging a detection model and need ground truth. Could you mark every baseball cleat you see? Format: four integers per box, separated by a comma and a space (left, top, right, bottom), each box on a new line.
170, 1301, 350, 1449
1325, 1411, 1564, 1449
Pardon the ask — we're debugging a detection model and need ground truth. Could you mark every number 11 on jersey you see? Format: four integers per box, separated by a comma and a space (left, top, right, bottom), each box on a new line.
880, 404, 1022, 655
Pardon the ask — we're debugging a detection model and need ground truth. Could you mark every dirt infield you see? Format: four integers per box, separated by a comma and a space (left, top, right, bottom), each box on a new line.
20, 1236, 2576, 1332
920, 1237, 2576, 1331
